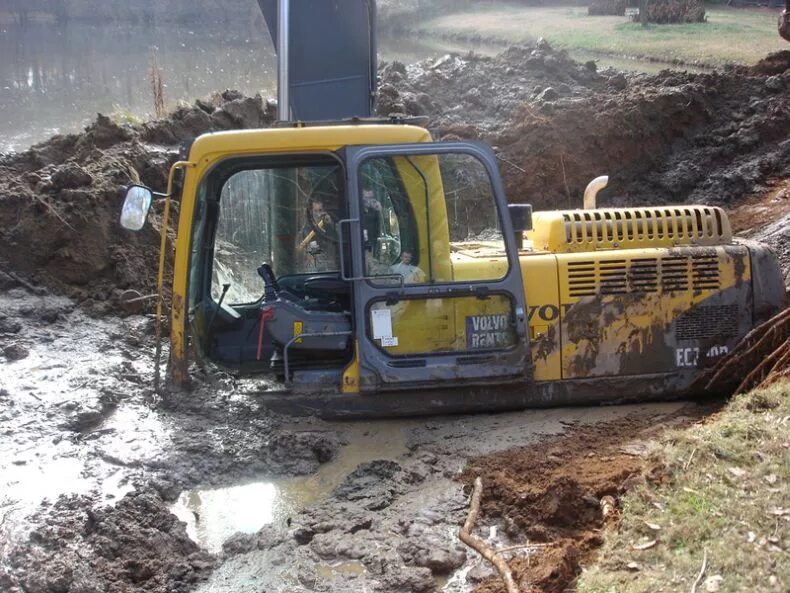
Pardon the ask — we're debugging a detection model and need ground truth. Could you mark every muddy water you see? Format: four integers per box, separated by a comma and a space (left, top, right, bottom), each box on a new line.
171, 420, 412, 552
2, 287, 697, 593
194, 402, 687, 593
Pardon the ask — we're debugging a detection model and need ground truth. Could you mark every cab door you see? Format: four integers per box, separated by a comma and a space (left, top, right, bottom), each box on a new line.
343, 142, 530, 391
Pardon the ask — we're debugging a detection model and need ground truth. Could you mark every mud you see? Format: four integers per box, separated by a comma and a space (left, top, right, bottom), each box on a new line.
1, 489, 216, 593
0, 292, 696, 593
1, 36, 788, 593
0, 92, 276, 312
191, 402, 695, 593
0, 286, 343, 591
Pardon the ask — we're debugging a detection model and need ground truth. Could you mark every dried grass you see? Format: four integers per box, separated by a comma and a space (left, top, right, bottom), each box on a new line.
149, 49, 166, 119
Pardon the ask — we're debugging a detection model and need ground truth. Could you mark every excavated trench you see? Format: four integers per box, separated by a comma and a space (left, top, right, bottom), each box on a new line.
1, 42, 788, 593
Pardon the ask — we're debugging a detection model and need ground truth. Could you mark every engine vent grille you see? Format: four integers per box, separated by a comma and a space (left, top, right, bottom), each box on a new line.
567, 254, 721, 298
676, 305, 739, 340
562, 206, 730, 249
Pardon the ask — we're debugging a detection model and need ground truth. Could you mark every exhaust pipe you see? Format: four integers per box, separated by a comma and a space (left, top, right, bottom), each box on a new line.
583, 175, 609, 209
277, 0, 290, 121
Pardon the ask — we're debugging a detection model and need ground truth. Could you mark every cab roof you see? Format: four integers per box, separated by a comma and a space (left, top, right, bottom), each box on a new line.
187, 124, 433, 164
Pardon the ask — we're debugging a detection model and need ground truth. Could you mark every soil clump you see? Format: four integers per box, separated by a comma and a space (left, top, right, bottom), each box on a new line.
0, 92, 275, 314
378, 46, 790, 214
1, 488, 216, 593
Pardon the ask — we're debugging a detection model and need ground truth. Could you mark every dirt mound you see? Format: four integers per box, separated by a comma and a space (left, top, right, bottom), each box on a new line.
378, 41, 609, 137
458, 411, 710, 593
0, 92, 275, 313
379, 43, 790, 213
750, 50, 790, 76
0, 488, 216, 593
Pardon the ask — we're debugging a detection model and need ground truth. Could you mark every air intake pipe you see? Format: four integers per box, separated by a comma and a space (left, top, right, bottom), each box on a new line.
583, 175, 609, 209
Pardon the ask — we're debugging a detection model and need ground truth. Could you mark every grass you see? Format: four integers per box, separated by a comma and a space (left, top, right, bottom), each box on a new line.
415, 6, 786, 66
109, 105, 144, 125
576, 381, 789, 593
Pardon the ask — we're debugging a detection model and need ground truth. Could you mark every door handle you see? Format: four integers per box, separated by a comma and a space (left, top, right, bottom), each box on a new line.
337, 218, 359, 281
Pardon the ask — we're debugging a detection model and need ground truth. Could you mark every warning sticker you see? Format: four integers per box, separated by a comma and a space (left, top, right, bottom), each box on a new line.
466, 314, 515, 349
371, 308, 393, 339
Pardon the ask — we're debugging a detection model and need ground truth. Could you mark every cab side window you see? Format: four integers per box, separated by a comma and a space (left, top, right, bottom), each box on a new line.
359, 159, 420, 283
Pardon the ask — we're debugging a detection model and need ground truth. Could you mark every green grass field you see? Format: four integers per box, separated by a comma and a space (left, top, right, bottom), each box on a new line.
416, 6, 786, 66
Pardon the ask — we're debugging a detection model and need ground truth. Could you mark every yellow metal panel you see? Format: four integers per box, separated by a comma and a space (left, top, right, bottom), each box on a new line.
342, 340, 361, 394
557, 246, 751, 379
391, 154, 453, 283
528, 206, 733, 254
520, 254, 562, 381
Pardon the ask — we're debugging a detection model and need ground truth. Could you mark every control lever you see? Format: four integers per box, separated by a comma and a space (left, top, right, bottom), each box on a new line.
207, 282, 231, 340
257, 263, 279, 302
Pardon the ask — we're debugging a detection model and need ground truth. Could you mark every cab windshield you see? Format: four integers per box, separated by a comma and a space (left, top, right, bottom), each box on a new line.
210, 156, 344, 305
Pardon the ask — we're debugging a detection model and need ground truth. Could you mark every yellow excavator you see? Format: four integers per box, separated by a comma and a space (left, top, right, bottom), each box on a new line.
119, 1, 785, 416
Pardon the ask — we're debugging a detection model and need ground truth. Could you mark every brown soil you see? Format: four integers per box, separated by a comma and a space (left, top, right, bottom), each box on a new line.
0, 92, 275, 314
458, 409, 713, 593
728, 178, 790, 286
379, 47, 790, 213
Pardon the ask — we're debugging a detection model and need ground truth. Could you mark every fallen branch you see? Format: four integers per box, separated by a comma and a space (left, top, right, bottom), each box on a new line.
689, 549, 707, 593
560, 153, 572, 209
734, 338, 789, 394
459, 477, 519, 593
2, 270, 46, 295
31, 193, 77, 233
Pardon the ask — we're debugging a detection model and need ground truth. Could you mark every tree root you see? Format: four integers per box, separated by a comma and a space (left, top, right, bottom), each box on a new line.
703, 307, 790, 395
459, 477, 519, 593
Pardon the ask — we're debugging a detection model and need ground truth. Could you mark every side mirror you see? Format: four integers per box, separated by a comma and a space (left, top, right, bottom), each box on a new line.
508, 203, 533, 232
120, 185, 153, 231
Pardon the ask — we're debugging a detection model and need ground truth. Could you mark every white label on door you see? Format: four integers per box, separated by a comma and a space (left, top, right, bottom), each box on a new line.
380, 336, 399, 347
371, 308, 393, 339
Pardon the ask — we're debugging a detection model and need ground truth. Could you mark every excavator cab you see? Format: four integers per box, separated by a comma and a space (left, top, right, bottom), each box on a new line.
181, 132, 531, 397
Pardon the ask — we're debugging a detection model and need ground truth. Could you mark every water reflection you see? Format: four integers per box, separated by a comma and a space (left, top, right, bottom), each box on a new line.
170, 419, 412, 553
0, 19, 277, 152
0, 19, 495, 153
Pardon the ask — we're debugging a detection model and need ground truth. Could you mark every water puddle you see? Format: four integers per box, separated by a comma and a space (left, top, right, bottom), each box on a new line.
315, 560, 368, 580
171, 419, 413, 552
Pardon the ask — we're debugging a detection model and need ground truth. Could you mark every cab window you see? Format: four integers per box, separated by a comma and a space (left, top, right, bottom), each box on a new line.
209, 156, 344, 305
359, 152, 506, 285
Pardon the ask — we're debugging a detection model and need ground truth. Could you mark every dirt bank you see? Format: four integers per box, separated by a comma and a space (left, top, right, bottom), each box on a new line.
0, 91, 275, 314
378, 45, 790, 212
458, 408, 714, 593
